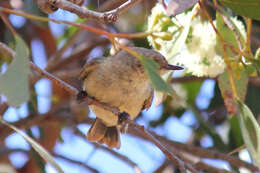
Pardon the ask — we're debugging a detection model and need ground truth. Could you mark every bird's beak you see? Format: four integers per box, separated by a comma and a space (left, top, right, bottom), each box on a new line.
164, 64, 183, 70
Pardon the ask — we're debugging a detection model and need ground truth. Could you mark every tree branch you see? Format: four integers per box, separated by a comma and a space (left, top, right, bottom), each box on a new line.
29, 61, 198, 172
47, 0, 142, 22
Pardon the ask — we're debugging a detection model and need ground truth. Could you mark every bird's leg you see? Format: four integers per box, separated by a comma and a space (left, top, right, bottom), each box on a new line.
118, 112, 130, 133
76, 90, 88, 103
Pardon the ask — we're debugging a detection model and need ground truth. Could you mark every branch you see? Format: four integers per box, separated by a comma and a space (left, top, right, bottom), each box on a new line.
0, 147, 99, 173
47, 0, 142, 22
0, 42, 15, 57
128, 121, 198, 173
171, 75, 260, 87
146, 132, 259, 172
73, 127, 142, 173
54, 153, 99, 173
29, 61, 198, 172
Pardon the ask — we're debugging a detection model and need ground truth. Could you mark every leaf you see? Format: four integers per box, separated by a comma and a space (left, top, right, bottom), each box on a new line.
245, 84, 260, 117
0, 117, 64, 173
237, 100, 260, 168
218, 69, 248, 114
182, 81, 202, 104
216, 12, 249, 114
166, 0, 198, 16
167, 3, 198, 63
140, 56, 173, 94
229, 115, 244, 147
0, 36, 30, 107
216, 12, 243, 57
219, 0, 260, 20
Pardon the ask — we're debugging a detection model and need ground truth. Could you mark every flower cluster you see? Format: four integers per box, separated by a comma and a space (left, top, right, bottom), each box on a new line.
147, 3, 246, 77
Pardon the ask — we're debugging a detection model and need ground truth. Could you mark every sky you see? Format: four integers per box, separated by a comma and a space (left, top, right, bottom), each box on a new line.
1, 7, 253, 173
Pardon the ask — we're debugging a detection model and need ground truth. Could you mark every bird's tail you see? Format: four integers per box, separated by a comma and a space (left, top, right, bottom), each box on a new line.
87, 118, 121, 149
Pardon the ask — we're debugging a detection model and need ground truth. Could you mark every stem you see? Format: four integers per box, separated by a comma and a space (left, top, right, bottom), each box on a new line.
246, 18, 252, 56
198, 1, 239, 100
0, 7, 151, 39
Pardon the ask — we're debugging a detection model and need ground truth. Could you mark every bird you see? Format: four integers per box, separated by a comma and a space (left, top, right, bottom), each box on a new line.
79, 47, 183, 149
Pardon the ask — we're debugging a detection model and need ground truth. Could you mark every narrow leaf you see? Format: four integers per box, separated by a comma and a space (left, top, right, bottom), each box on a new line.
0, 117, 64, 173
0, 36, 30, 107
140, 56, 173, 94
219, 0, 260, 20
216, 12, 243, 57
237, 100, 260, 168
218, 70, 248, 114
167, 3, 198, 63
216, 12, 248, 114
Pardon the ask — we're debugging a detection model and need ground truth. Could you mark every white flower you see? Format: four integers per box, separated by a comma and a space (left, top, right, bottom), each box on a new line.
147, 3, 188, 53
174, 18, 226, 77
147, 3, 246, 78
175, 50, 226, 77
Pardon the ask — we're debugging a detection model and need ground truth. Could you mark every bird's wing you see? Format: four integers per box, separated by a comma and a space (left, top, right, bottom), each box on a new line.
142, 90, 154, 111
79, 57, 104, 80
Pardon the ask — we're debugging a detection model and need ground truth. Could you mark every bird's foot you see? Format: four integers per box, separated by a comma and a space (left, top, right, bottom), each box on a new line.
76, 90, 88, 103
118, 112, 130, 133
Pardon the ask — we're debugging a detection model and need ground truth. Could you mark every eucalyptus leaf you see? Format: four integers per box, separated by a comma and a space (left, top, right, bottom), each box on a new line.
0, 36, 30, 107
216, 12, 243, 57
0, 117, 64, 173
167, 4, 198, 63
237, 100, 260, 168
216, 12, 249, 114
219, 0, 260, 20
218, 70, 248, 114
140, 56, 173, 94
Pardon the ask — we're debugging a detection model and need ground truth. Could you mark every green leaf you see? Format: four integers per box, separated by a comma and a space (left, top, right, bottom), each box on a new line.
229, 115, 244, 147
0, 36, 30, 107
249, 59, 260, 74
167, 4, 198, 63
218, 69, 248, 114
182, 81, 202, 104
237, 100, 260, 168
219, 0, 260, 20
0, 117, 64, 173
140, 56, 173, 94
245, 84, 260, 117
216, 12, 243, 57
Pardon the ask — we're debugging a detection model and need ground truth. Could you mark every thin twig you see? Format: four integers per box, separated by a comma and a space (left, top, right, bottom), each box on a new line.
199, 0, 239, 100
46, 38, 109, 72
128, 120, 198, 173
29, 61, 197, 172
171, 75, 260, 87
0, 12, 17, 37
0, 42, 15, 57
54, 153, 99, 173
73, 127, 142, 173
47, 0, 142, 22
145, 132, 259, 172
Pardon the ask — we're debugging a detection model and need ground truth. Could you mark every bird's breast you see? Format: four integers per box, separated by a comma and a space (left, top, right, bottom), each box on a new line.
83, 63, 151, 126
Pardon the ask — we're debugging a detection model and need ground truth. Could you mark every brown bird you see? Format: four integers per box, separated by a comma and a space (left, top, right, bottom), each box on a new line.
80, 47, 182, 149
